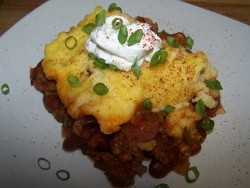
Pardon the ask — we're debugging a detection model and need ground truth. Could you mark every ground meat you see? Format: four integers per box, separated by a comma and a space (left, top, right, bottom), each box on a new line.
43, 92, 68, 123
30, 61, 56, 93
88, 150, 146, 187
121, 108, 160, 142
30, 62, 207, 187
30, 62, 68, 123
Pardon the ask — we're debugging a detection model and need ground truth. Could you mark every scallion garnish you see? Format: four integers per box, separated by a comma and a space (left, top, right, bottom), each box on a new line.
128, 29, 143, 46
108, 3, 122, 12
63, 117, 72, 132
108, 64, 119, 71
64, 36, 77, 50
108, 3, 117, 11
1, 83, 10, 95
93, 58, 119, 71
199, 118, 214, 132
116, 7, 122, 12
185, 36, 194, 51
167, 36, 180, 48
93, 58, 109, 69
158, 30, 167, 36
67, 75, 82, 87
195, 99, 206, 117
118, 25, 128, 44
150, 49, 167, 67
205, 79, 223, 90
82, 23, 96, 35
37, 158, 50, 170
112, 18, 123, 30
163, 105, 175, 114
143, 98, 153, 111
131, 58, 141, 79
185, 166, 200, 183
88, 52, 97, 60
95, 10, 106, 27
93, 83, 109, 95
56, 170, 70, 181
155, 183, 170, 188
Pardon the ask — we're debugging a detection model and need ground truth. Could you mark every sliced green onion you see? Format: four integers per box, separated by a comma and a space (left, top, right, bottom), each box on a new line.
185, 36, 194, 51
64, 36, 77, 50
118, 25, 128, 44
95, 10, 106, 27
108, 3, 122, 12
131, 58, 141, 79
185, 166, 200, 183
108, 3, 117, 11
195, 99, 206, 117
150, 49, 167, 67
93, 58, 118, 71
115, 7, 122, 12
67, 75, 82, 87
63, 117, 72, 132
159, 30, 167, 36
205, 79, 223, 90
167, 36, 180, 48
155, 183, 170, 188
112, 18, 123, 30
163, 105, 175, 114
199, 118, 214, 132
37, 158, 50, 170
88, 52, 97, 60
128, 29, 143, 46
56, 170, 70, 181
93, 58, 108, 69
82, 23, 96, 35
108, 64, 119, 71
93, 83, 109, 95
143, 98, 153, 111
1, 83, 10, 95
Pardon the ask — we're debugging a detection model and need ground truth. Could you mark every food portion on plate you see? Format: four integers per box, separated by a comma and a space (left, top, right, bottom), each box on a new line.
30, 3, 224, 187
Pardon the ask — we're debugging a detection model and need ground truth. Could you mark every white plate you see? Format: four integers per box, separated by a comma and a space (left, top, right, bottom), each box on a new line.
0, 0, 250, 187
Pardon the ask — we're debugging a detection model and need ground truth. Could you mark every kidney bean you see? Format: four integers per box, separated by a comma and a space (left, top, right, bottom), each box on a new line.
63, 133, 85, 151
149, 160, 172, 178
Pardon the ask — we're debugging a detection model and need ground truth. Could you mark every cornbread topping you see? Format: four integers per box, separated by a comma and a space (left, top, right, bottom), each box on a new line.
86, 15, 162, 71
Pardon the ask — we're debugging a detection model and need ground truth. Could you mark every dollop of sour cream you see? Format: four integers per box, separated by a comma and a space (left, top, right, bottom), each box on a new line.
86, 16, 162, 71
